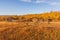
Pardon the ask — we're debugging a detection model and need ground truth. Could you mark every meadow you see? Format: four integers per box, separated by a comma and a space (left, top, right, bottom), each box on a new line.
0, 12, 60, 40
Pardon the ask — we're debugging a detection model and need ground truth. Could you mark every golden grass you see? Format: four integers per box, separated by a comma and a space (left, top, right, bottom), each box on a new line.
0, 12, 60, 40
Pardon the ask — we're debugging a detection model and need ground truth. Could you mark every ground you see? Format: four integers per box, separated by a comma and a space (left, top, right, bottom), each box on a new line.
0, 12, 60, 40
0, 21, 60, 40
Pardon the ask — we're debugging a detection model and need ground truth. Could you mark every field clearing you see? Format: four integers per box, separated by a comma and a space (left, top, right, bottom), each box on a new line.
0, 21, 60, 40
0, 12, 60, 40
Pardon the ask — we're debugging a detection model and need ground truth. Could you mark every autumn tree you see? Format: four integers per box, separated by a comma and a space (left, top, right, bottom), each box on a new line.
7, 16, 19, 22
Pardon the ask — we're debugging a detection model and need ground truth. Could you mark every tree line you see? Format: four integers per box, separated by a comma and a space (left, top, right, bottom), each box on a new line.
0, 15, 60, 23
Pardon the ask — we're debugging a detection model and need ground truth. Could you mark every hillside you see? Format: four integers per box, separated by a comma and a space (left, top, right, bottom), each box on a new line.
0, 12, 60, 40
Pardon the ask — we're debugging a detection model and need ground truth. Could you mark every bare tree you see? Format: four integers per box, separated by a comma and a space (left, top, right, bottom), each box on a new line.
48, 17, 52, 24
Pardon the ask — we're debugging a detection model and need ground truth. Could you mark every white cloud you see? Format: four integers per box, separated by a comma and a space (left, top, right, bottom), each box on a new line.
50, 2, 60, 6
20, 0, 31, 2
20, 0, 46, 3
35, 0, 46, 3
20, 0, 60, 6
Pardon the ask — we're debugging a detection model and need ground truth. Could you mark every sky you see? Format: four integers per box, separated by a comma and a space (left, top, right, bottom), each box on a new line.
0, 0, 60, 15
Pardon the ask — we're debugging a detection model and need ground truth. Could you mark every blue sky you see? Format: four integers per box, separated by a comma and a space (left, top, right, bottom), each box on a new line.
0, 0, 60, 15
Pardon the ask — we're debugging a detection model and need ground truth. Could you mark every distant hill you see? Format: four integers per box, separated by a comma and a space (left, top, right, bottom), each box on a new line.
0, 11, 60, 22
21, 11, 60, 20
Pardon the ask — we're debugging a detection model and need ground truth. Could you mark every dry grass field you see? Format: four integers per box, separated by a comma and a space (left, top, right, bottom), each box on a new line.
0, 12, 60, 40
